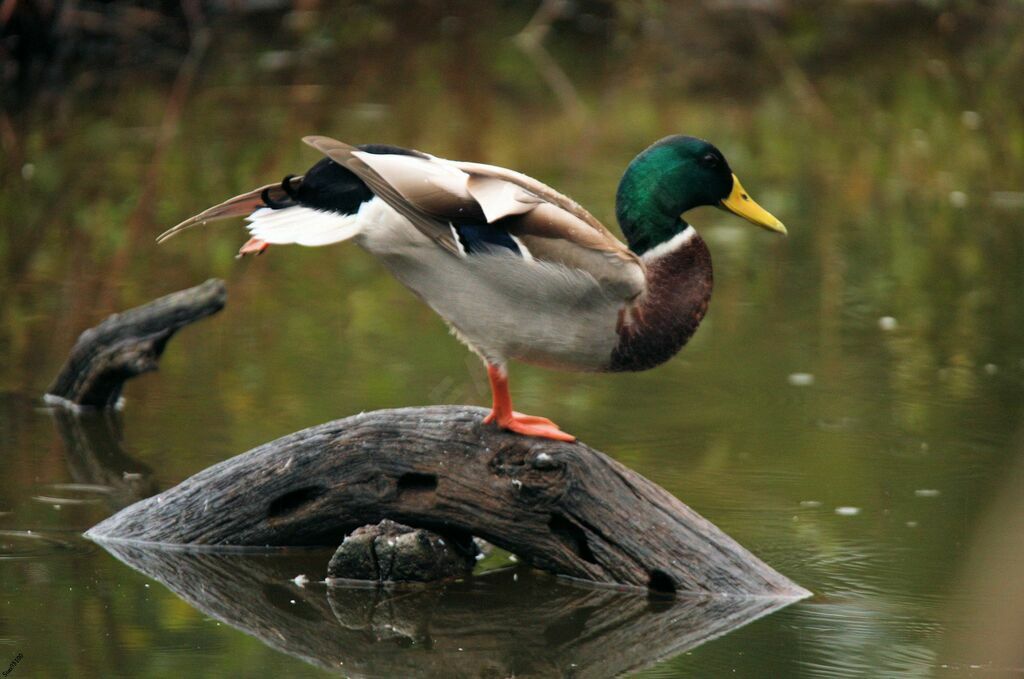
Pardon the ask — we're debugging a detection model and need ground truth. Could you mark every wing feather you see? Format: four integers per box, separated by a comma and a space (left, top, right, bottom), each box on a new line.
450, 160, 634, 255
302, 136, 461, 255
465, 174, 540, 222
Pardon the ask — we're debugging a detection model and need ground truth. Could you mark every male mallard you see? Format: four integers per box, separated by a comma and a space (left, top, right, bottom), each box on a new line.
158, 135, 785, 441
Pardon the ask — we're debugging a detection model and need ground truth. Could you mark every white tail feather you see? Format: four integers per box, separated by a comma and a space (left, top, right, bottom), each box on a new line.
245, 205, 362, 247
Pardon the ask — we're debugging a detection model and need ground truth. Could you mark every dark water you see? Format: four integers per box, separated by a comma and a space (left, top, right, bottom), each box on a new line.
2, 3, 1023, 677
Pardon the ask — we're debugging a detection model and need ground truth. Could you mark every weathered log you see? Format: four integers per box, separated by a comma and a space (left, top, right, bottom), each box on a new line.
86, 406, 809, 597
96, 540, 798, 678
46, 278, 226, 407
327, 519, 478, 582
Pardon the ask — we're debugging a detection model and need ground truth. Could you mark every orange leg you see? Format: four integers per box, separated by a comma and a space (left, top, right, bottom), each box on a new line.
482, 363, 575, 442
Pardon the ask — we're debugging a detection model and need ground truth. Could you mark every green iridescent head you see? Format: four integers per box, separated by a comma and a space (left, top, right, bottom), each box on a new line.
615, 135, 786, 255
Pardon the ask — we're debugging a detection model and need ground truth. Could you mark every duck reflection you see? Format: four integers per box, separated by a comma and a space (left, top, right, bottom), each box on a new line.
95, 539, 798, 677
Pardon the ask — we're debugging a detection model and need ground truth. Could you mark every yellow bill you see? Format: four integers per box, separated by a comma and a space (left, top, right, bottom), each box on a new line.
719, 173, 787, 235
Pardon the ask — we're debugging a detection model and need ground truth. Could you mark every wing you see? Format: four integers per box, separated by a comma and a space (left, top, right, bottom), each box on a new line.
302, 136, 644, 300
302, 136, 463, 256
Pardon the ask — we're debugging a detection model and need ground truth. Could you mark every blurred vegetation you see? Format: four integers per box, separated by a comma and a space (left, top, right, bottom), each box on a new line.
1, 1, 1023, 677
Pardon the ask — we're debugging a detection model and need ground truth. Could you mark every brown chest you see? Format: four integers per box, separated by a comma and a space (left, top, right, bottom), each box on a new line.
608, 234, 713, 372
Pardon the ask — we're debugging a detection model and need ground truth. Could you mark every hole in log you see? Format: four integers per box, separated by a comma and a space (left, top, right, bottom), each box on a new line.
396, 472, 437, 500
548, 513, 596, 564
648, 569, 677, 595
267, 486, 325, 518
435, 527, 476, 558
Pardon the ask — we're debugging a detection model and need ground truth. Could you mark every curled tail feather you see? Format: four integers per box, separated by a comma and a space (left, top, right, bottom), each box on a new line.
156, 175, 303, 244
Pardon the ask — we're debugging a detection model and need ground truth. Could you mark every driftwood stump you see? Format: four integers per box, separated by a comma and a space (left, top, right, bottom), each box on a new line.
86, 406, 809, 597
46, 278, 226, 407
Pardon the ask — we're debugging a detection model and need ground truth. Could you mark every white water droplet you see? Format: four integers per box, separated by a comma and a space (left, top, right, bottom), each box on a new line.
788, 373, 815, 387
835, 506, 861, 516
878, 316, 898, 331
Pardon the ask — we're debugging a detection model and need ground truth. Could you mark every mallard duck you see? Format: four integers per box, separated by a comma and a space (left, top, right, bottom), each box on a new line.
158, 135, 785, 441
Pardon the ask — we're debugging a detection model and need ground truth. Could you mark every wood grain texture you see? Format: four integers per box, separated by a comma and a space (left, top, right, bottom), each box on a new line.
46, 278, 226, 407
87, 405, 809, 597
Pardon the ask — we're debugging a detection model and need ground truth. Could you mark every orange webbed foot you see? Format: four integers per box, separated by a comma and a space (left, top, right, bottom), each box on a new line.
486, 411, 576, 442
508, 411, 557, 427
482, 363, 576, 441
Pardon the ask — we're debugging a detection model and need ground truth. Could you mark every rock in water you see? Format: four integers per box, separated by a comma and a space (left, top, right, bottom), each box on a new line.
327, 519, 478, 583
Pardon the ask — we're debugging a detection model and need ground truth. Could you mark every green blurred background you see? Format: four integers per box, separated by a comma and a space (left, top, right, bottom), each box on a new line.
1, 1, 1023, 676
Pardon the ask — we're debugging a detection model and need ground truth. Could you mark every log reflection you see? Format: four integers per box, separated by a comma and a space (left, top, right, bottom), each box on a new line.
96, 540, 797, 677
51, 408, 158, 510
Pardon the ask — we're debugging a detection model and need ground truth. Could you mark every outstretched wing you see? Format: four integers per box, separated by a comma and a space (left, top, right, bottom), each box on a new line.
158, 136, 645, 302
302, 135, 644, 299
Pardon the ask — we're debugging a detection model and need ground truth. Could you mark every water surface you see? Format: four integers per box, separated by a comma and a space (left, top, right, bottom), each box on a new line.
1, 3, 1023, 677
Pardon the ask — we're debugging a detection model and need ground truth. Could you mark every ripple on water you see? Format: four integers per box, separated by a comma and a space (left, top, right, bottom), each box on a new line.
47, 483, 115, 495
0, 530, 97, 560
794, 597, 944, 679
770, 537, 950, 676
29, 483, 117, 508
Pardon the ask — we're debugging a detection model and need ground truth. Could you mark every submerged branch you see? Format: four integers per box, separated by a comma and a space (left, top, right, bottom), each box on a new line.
46, 278, 226, 408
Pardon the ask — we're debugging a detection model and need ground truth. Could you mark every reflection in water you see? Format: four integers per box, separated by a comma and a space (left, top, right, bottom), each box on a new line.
2, 1, 1023, 676
0, 529, 94, 560
0, 402, 155, 561
48, 407, 158, 511
790, 597, 942, 679
95, 540, 797, 677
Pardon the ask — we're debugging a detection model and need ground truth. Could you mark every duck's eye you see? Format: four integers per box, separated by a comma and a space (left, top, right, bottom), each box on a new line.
701, 153, 719, 168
